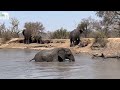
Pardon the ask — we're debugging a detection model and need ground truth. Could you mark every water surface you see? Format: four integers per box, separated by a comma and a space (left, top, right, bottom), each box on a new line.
0, 49, 120, 79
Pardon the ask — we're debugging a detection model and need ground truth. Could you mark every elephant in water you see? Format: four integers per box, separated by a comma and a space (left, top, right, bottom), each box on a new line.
30, 48, 75, 62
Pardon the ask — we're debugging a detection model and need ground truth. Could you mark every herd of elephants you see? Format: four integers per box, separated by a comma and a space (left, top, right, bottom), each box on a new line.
22, 27, 83, 62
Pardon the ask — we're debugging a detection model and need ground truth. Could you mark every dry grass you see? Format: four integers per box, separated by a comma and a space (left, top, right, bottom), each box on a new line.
0, 38, 93, 54
0, 38, 120, 55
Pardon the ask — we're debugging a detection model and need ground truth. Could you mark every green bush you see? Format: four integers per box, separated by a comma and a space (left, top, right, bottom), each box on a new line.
92, 31, 108, 48
50, 28, 70, 39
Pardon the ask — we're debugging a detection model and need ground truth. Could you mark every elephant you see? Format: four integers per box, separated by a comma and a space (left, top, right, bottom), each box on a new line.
39, 40, 51, 44
32, 32, 42, 44
22, 29, 32, 44
30, 48, 75, 62
69, 28, 83, 47
43, 40, 51, 44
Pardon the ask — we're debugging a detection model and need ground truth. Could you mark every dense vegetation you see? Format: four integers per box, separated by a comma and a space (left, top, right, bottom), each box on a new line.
50, 28, 70, 39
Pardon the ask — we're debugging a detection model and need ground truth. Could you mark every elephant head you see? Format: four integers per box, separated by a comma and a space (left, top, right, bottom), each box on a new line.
32, 32, 43, 44
57, 48, 75, 62
76, 26, 84, 34
79, 29, 83, 33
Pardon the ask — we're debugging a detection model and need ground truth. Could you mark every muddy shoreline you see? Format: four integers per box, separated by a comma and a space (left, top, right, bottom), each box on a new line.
0, 38, 94, 54
0, 38, 120, 57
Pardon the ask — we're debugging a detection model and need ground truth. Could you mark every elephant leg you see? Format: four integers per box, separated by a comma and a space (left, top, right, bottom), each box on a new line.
70, 38, 73, 47
28, 37, 32, 44
76, 38, 80, 45
26, 38, 30, 44
71, 38, 77, 46
73, 38, 80, 46
28, 39, 30, 44
24, 38, 26, 44
26, 39, 28, 44
26, 38, 29, 44
36, 38, 39, 43
39, 40, 41, 44
24, 38, 27, 44
29, 37, 32, 43
72, 39, 76, 46
36, 40, 38, 43
73, 41, 76, 46
39, 39, 41, 44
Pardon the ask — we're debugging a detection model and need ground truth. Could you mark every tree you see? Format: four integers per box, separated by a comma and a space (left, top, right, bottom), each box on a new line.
10, 18, 20, 38
24, 22, 45, 38
96, 11, 120, 37
0, 23, 6, 38
10, 18, 19, 32
51, 27, 70, 39
77, 17, 97, 38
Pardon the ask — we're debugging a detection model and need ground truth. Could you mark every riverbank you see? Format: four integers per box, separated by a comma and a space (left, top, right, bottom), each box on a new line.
0, 38, 94, 54
0, 38, 120, 55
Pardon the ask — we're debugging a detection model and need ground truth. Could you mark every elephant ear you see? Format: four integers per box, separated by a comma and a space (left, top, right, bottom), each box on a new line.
22, 29, 25, 36
79, 29, 83, 33
58, 49, 65, 62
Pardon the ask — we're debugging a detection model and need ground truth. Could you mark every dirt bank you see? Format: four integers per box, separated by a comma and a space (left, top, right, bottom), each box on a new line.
92, 38, 120, 57
0, 38, 120, 55
0, 38, 93, 54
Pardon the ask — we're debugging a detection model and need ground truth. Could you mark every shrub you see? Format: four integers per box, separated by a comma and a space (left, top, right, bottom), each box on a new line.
1, 30, 12, 43
91, 31, 108, 49
50, 28, 70, 39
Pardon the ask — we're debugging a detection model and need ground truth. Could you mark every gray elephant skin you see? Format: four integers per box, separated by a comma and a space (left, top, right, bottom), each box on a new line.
69, 28, 83, 47
22, 29, 43, 44
32, 32, 42, 44
22, 29, 32, 44
30, 48, 75, 62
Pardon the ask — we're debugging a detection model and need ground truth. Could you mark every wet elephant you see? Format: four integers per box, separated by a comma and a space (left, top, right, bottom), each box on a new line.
69, 28, 83, 47
30, 48, 75, 62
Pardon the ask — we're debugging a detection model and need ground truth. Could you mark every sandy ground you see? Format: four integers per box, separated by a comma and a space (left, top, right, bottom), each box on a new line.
0, 38, 120, 55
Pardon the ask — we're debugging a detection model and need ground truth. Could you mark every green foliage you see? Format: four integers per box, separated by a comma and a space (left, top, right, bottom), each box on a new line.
76, 17, 93, 38
24, 22, 45, 38
92, 31, 108, 48
50, 28, 70, 39
24, 22, 44, 32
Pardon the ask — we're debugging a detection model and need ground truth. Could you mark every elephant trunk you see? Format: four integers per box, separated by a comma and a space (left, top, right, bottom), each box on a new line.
67, 54, 75, 62
29, 58, 35, 62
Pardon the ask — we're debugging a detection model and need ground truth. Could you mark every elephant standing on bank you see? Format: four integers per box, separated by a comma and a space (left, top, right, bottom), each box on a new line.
32, 32, 42, 44
22, 29, 32, 44
22, 29, 43, 44
69, 28, 83, 47
30, 48, 75, 62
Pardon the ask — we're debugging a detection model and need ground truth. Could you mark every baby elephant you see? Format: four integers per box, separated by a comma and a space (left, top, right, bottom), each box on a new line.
30, 48, 75, 62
